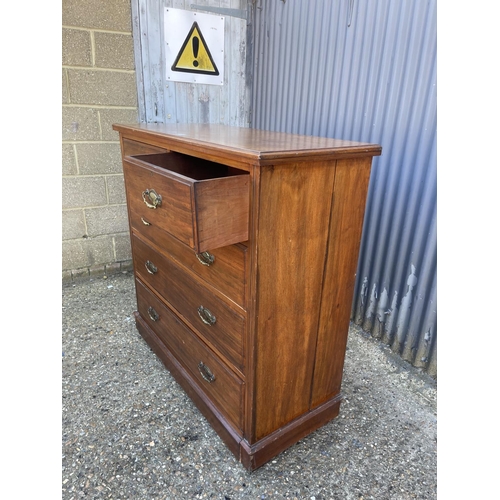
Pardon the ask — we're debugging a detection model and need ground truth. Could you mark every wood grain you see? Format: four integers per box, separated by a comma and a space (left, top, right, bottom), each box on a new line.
132, 234, 246, 373
311, 158, 373, 407
124, 152, 249, 253
124, 156, 194, 248
115, 122, 382, 469
121, 137, 167, 157
113, 123, 382, 167
135, 278, 244, 430
195, 174, 250, 252
129, 208, 247, 306
133, 312, 243, 458
240, 394, 341, 471
252, 162, 336, 441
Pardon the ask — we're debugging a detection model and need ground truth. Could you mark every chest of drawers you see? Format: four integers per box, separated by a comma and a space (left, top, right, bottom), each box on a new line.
113, 123, 381, 470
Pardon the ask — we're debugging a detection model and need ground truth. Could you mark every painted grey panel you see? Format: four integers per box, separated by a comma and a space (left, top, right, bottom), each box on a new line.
131, 0, 252, 126
252, 0, 437, 377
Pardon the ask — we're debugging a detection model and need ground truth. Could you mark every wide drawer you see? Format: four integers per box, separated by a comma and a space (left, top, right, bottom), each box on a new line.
132, 233, 245, 372
135, 278, 244, 430
129, 207, 247, 307
123, 152, 249, 253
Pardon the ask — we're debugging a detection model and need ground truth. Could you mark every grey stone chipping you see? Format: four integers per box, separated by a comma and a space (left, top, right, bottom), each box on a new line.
62, 271, 437, 499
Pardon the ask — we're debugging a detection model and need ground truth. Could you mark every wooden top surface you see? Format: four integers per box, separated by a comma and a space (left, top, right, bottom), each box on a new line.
113, 123, 382, 163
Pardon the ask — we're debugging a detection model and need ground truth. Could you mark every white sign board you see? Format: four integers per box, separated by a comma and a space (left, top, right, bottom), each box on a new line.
165, 8, 225, 85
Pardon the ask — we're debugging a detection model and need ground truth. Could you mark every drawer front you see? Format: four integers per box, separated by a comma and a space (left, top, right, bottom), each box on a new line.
129, 207, 247, 307
132, 234, 245, 371
124, 158, 195, 249
123, 152, 249, 253
122, 137, 168, 157
136, 279, 244, 430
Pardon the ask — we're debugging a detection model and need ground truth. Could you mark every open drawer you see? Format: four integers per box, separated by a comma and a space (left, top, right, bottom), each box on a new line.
123, 152, 250, 253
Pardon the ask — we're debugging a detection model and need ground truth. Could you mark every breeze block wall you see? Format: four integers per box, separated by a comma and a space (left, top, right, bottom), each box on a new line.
62, 0, 138, 281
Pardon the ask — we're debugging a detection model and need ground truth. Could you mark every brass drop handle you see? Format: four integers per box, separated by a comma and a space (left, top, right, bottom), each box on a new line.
141, 217, 152, 226
147, 306, 159, 321
198, 361, 216, 383
197, 306, 216, 326
145, 260, 157, 274
196, 251, 215, 266
142, 188, 162, 209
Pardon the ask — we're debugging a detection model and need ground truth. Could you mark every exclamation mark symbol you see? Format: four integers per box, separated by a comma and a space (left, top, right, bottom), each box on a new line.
192, 36, 199, 67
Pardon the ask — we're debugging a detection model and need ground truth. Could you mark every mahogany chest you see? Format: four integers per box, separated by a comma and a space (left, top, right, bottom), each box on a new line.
113, 123, 381, 470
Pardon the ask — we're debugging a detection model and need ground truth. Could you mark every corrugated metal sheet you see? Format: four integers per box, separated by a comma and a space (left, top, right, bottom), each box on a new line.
251, 0, 437, 377
131, 0, 252, 125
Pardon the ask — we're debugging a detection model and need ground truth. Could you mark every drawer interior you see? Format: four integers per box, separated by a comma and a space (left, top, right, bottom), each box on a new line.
131, 152, 247, 181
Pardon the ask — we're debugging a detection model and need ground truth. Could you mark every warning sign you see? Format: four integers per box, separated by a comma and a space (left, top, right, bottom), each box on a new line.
171, 22, 219, 76
165, 8, 224, 85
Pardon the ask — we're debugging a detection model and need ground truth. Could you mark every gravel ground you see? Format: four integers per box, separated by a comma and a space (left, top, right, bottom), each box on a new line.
62, 271, 437, 500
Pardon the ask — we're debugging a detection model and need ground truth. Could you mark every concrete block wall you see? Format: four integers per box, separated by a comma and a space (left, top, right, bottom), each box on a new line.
62, 0, 138, 281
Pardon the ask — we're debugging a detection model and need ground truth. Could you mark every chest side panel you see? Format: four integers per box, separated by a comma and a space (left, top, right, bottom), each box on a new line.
311, 157, 373, 406
252, 162, 336, 441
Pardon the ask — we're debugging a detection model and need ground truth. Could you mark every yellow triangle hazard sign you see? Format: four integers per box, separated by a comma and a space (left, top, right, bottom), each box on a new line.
171, 22, 219, 76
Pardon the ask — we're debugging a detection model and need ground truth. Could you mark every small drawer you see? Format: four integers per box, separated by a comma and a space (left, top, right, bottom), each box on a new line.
123, 152, 249, 253
122, 137, 168, 157
136, 279, 244, 430
132, 234, 245, 372
129, 208, 247, 307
